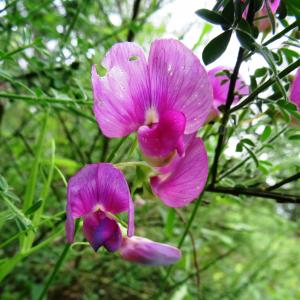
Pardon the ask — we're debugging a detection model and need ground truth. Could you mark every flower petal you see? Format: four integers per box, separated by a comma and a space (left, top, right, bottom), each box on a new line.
208, 66, 249, 109
256, 0, 280, 31
150, 135, 208, 207
83, 211, 122, 252
137, 110, 186, 161
290, 68, 300, 111
92, 42, 151, 138
148, 39, 212, 133
66, 163, 134, 238
119, 236, 181, 266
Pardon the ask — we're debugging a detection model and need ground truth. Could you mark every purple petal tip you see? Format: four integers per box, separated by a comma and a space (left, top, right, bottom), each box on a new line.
119, 236, 181, 266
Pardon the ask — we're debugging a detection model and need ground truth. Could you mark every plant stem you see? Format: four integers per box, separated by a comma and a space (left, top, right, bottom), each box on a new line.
0, 92, 92, 105
37, 219, 80, 300
266, 172, 300, 191
230, 58, 300, 113
206, 186, 300, 203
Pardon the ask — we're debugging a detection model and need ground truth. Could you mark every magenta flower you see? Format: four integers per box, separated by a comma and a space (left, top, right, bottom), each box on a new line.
66, 163, 181, 265
92, 39, 212, 206
243, 0, 280, 32
120, 236, 181, 266
290, 68, 300, 111
206, 66, 249, 121
66, 163, 134, 251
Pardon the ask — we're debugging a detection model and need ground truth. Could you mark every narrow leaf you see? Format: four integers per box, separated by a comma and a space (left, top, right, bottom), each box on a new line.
196, 9, 231, 26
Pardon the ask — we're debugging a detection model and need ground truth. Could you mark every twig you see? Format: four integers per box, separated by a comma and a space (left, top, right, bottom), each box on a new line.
127, 0, 142, 42
230, 58, 300, 113
210, 0, 256, 186
206, 186, 300, 203
266, 172, 300, 191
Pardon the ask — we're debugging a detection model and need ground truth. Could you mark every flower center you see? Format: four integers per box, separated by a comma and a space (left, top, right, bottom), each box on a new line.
145, 107, 159, 125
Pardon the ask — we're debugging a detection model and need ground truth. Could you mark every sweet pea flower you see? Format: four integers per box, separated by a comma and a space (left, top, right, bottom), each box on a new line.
66, 163, 181, 265
290, 68, 300, 111
206, 66, 249, 121
92, 39, 212, 207
243, 0, 280, 32
66, 163, 134, 251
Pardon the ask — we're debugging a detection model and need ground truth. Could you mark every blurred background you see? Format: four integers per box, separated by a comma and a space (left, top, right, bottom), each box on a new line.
0, 0, 300, 299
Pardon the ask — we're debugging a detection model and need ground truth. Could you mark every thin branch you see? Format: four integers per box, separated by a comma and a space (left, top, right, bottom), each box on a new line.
127, 0, 142, 42
263, 21, 298, 47
0, 92, 92, 105
207, 186, 300, 203
230, 58, 300, 112
266, 172, 300, 191
210, 0, 256, 187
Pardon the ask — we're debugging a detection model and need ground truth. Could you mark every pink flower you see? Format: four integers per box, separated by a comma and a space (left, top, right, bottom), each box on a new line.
66, 163, 181, 265
290, 68, 300, 111
206, 66, 249, 121
66, 163, 134, 251
243, 0, 280, 32
92, 39, 212, 207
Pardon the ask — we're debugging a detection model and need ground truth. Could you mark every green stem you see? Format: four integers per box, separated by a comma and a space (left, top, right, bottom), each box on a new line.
230, 58, 300, 113
155, 192, 205, 299
37, 220, 80, 300
0, 92, 92, 106
106, 137, 128, 163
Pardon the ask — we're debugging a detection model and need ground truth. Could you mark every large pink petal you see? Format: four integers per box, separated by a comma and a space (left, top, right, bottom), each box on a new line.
290, 68, 300, 111
148, 39, 212, 134
137, 110, 186, 160
83, 211, 122, 252
150, 135, 208, 207
119, 236, 181, 266
66, 163, 134, 239
92, 42, 151, 137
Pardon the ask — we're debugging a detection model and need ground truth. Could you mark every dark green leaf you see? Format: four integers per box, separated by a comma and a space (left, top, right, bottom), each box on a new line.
236, 142, 243, 152
196, 9, 231, 26
241, 138, 255, 147
288, 134, 300, 140
244, 146, 259, 167
221, 0, 234, 26
236, 29, 256, 50
202, 30, 232, 65
25, 200, 43, 216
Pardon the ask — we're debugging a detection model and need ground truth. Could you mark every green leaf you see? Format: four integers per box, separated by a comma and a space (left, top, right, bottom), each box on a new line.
221, 0, 235, 25
236, 29, 256, 50
25, 201, 43, 216
260, 126, 272, 142
202, 30, 232, 65
236, 142, 243, 152
288, 134, 300, 140
244, 146, 259, 167
254, 67, 268, 77
0, 175, 8, 193
241, 138, 255, 147
195, 9, 231, 26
